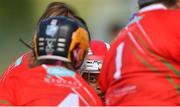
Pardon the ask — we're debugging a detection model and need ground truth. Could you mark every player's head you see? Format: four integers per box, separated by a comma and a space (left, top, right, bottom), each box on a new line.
138, 0, 177, 9
33, 16, 90, 70
37, 1, 90, 39
80, 40, 110, 96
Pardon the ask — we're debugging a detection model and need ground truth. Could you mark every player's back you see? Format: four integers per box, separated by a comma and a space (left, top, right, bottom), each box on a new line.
99, 9, 180, 105
122, 9, 180, 75
0, 64, 102, 106
136, 9, 180, 61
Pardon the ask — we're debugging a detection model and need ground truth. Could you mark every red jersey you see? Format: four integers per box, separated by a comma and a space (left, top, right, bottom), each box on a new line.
0, 51, 31, 83
0, 64, 102, 106
99, 4, 180, 106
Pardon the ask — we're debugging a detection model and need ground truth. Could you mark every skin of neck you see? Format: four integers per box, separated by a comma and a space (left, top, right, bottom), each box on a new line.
166, 0, 180, 9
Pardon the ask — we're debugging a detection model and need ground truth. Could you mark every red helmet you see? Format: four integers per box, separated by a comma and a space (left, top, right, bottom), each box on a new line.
80, 39, 110, 73
80, 39, 110, 97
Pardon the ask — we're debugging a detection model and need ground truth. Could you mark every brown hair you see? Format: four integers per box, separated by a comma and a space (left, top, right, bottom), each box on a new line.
37, 2, 76, 24
38, 2, 89, 30
37, 2, 89, 31
163, 0, 177, 8
29, 2, 90, 68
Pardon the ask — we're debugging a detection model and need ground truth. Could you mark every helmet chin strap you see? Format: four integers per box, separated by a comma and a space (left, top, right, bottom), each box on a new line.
19, 38, 37, 60
19, 38, 34, 50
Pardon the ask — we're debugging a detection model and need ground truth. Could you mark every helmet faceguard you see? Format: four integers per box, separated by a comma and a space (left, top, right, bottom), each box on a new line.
80, 40, 110, 98
80, 55, 103, 96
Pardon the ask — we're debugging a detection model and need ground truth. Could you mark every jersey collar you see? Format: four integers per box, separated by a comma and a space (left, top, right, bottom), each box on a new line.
139, 3, 167, 13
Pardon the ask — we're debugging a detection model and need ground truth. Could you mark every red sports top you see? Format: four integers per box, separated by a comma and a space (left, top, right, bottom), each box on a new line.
0, 51, 31, 83
99, 4, 180, 106
0, 64, 102, 106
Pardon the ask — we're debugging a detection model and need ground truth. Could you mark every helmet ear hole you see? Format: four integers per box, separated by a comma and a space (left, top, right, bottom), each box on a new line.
70, 43, 87, 70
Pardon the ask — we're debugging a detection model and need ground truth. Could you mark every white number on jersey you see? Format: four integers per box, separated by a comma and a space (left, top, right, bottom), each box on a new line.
58, 93, 79, 106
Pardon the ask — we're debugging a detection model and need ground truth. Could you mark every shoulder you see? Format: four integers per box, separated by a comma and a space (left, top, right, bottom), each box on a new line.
138, 9, 180, 35
6, 65, 43, 80
0, 51, 32, 83
109, 29, 127, 54
4, 51, 32, 72
139, 9, 180, 23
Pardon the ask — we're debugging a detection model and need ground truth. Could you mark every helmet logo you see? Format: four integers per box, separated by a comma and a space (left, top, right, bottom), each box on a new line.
46, 19, 58, 37
85, 60, 102, 71
46, 38, 56, 54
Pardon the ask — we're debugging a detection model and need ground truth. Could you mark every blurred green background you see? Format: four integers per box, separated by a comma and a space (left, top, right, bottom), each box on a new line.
0, 0, 138, 74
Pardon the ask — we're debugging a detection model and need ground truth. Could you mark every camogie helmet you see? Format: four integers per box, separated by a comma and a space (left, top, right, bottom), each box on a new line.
33, 16, 90, 69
